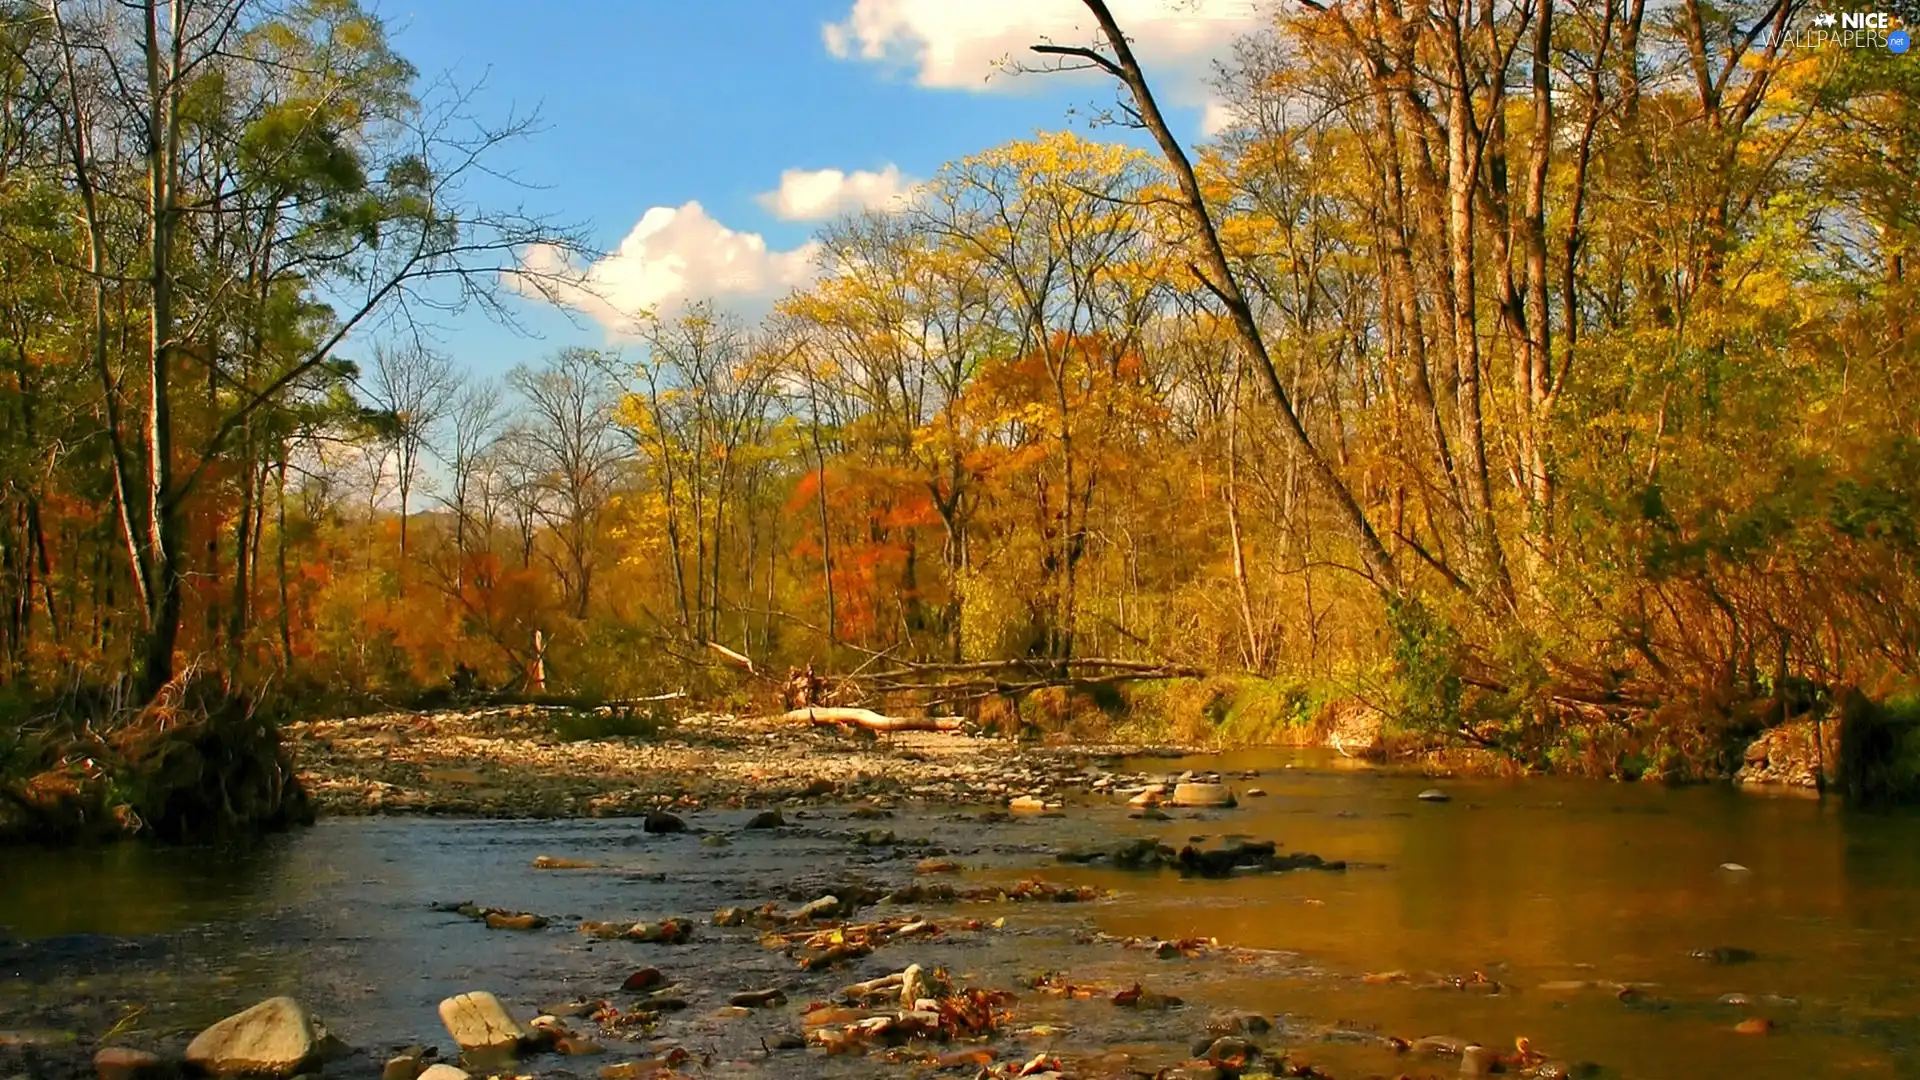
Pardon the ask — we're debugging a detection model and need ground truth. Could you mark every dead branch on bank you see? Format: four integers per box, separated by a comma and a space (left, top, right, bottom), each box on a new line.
707, 640, 757, 674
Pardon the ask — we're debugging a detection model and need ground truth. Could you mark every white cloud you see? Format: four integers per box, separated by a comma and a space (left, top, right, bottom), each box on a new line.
757, 165, 918, 221
518, 201, 819, 334
1199, 97, 1238, 138
822, 0, 1268, 127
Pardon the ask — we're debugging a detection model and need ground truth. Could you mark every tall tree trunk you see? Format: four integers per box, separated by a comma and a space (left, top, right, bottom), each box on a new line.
276, 456, 293, 669
1064, 0, 1402, 595
50, 2, 152, 623
1519, 0, 1555, 521
1225, 378, 1261, 671
230, 432, 255, 667
805, 372, 837, 645
138, 0, 186, 700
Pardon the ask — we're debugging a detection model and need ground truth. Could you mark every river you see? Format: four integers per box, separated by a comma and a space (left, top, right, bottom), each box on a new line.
4, 749, 1918, 1079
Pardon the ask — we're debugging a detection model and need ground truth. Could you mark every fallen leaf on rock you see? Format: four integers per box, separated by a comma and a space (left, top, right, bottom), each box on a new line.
931, 1048, 999, 1069
1015, 1052, 1062, 1076
620, 969, 665, 993
588, 1004, 658, 1031
579, 918, 692, 944
1028, 973, 1106, 999
484, 911, 549, 931
802, 943, 873, 970
1112, 983, 1182, 1010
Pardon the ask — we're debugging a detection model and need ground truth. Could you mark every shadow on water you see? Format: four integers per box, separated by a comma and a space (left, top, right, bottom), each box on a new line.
4, 753, 1920, 1079
1, 837, 299, 939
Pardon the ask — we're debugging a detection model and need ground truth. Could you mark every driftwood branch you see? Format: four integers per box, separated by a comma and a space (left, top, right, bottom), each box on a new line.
777, 707, 967, 734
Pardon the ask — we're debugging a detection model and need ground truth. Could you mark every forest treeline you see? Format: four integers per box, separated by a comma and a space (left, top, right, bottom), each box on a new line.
1, 0, 1916, 763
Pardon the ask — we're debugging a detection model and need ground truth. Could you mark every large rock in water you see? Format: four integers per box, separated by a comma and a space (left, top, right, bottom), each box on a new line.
438, 991, 528, 1052
1169, 782, 1236, 808
183, 997, 320, 1078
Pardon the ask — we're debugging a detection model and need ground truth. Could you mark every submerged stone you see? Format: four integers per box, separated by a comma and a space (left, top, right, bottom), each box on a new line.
1169, 782, 1236, 808
94, 1048, 169, 1080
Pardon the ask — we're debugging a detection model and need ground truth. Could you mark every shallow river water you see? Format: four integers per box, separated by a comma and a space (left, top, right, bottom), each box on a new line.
4, 749, 1919, 1080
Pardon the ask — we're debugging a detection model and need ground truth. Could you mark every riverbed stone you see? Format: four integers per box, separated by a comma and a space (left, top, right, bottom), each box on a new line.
1460, 1044, 1498, 1075
184, 997, 321, 1078
415, 1065, 470, 1080
94, 1047, 169, 1080
643, 811, 685, 833
437, 992, 527, 1052
1205, 1011, 1272, 1037
1169, 782, 1236, 808
1202, 1036, 1259, 1068
1418, 788, 1451, 802
380, 1054, 423, 1080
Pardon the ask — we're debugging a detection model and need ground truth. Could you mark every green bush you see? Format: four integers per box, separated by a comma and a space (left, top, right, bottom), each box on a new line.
1122, 675, 1333, 747
1218, 677, 1329, 745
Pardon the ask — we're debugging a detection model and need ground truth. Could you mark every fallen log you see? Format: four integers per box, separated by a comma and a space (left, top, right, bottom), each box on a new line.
779, 707, 967, 734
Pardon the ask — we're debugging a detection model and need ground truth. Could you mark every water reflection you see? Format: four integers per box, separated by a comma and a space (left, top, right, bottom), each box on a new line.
1084, 750, 1920, 1078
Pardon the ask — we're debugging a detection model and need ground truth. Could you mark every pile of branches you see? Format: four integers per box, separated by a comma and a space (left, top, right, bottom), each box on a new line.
761, 655, 1202, 735
701, 639, 1202, 735
858, 657, 1206, 704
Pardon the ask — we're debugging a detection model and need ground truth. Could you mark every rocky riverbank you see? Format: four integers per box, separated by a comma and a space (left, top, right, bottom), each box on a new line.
285, 708, 1203, 819
283, 701, 1882, 823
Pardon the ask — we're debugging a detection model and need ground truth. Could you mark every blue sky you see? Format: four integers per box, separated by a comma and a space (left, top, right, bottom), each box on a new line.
373, 0, 1272, 379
